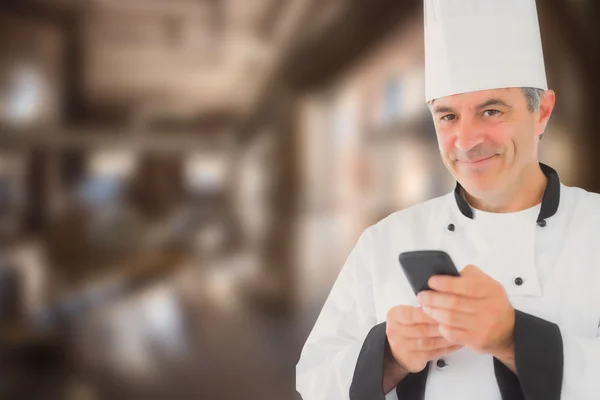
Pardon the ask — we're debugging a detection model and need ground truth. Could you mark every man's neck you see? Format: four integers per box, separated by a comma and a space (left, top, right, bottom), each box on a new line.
463, 163, 548, 213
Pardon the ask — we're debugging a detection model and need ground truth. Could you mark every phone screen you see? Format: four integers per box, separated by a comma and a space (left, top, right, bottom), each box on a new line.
398, 250, 460, 294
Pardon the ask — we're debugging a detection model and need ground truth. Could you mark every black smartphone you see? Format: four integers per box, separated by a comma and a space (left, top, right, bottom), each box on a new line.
398, 250, 460, 294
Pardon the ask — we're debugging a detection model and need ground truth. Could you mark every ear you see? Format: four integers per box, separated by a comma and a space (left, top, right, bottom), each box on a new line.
536, 90, 555, 138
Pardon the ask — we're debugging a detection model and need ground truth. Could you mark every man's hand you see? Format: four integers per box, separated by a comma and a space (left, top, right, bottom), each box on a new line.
385, 305, 462, 374
416, 265, 515, 357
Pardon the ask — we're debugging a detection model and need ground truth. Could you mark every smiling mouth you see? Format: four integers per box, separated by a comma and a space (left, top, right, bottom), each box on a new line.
457, 154, 497, 164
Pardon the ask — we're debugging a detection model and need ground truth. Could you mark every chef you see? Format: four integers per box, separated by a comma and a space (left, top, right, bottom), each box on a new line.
295, 0, 600, 399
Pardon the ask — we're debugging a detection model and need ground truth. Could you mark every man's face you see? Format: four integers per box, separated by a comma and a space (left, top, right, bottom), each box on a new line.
430, 87, 554, 198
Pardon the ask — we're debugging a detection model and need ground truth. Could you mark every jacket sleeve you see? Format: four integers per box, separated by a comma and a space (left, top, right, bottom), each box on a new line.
296, 229, 384, 400
560, 322, 600, 399
513, 310, 600, 400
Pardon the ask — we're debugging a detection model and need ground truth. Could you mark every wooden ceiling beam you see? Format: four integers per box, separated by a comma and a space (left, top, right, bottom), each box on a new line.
279, 0, 421, 90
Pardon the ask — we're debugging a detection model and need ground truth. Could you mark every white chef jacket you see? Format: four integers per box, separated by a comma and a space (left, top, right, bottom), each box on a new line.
296, 164, 600, 400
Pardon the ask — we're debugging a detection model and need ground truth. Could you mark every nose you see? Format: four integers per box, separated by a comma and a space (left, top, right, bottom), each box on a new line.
454, 117, 484, 152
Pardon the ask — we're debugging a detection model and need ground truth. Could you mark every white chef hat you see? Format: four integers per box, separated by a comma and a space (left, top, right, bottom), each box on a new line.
424, 0, 548, 102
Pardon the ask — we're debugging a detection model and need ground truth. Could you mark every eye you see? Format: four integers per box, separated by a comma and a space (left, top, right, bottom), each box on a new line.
483, 109, 501, 117
441, 114, 456, 122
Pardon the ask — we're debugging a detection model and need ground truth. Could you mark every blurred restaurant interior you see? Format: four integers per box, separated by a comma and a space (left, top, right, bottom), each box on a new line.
0, 0, 599, 399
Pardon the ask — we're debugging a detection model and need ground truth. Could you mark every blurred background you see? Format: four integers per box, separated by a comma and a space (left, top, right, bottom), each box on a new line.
0, 0, 598, 399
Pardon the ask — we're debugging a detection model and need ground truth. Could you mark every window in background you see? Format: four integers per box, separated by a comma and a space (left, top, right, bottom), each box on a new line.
0, 64, 55, 129
184, 154, 228, 196
380, 77, 403, 126
79, 151, 137, 205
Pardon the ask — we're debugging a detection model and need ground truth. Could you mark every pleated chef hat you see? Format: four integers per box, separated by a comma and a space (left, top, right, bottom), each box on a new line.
424, 0, 548, 102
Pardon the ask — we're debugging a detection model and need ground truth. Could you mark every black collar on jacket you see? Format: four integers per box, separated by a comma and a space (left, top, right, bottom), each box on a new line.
453, 162, 560, 223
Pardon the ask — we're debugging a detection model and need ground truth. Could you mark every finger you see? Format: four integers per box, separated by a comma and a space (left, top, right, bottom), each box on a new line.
459, 265, 484, 276
422, 307, 475, 329
397, 323, 441, 338
409, 336, 455, 351
389, 306, 437, 325
423, 344, 463, 361
438, 325, 469, 345
417, 291, 478, 314
428, 275, 488, 298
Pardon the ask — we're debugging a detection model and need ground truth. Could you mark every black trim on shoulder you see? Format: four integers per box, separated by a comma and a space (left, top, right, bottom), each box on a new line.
513, 309, 564, 400
454, 162, 560, 223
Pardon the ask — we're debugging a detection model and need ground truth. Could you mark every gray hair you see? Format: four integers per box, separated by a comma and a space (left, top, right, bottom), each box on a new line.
521, 87, 545, 112
521, 87, 546, 141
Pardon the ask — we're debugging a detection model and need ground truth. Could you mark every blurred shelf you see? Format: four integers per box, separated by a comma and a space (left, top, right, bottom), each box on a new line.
364, 111, 432, 143
0, 126, 230, 153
